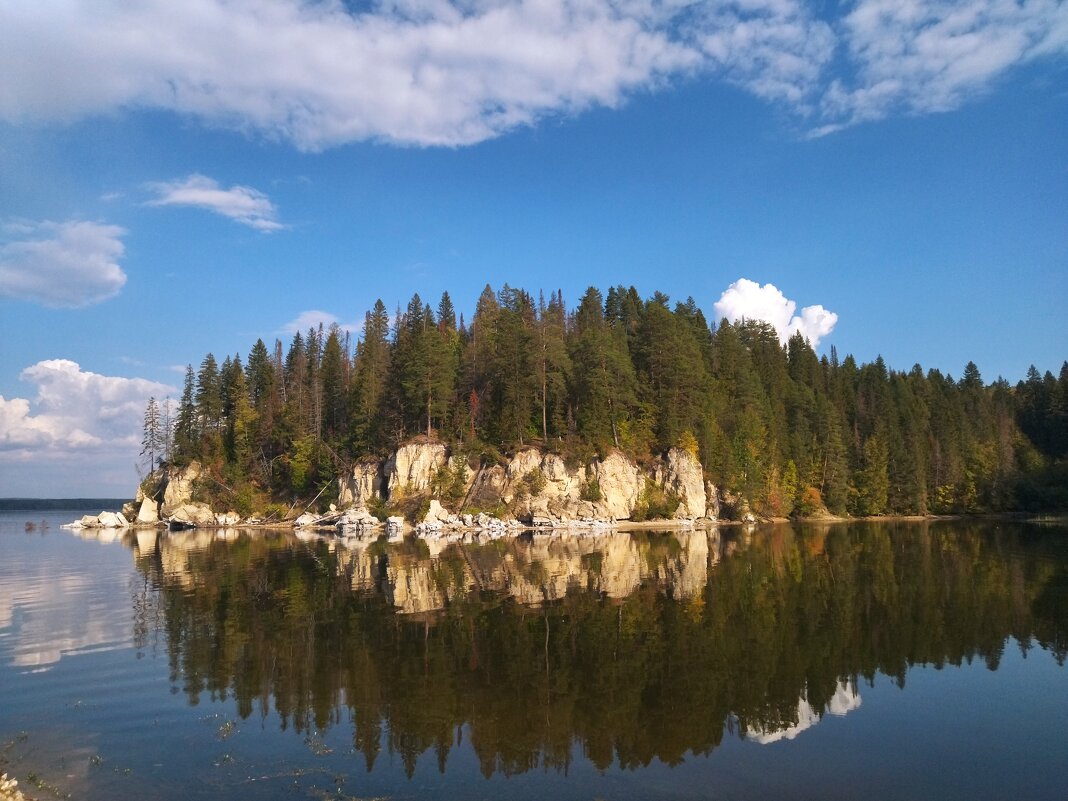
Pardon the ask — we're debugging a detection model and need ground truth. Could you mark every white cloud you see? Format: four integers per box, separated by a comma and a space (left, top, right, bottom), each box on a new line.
821, 0, 1068, 127
0, 1, 1063, 145
0, 359, 174, 457
0, 0, 834, 147
0, 220, 127, 307
713, 278, 838, 347
146, 174, 283, 231
282, 310, 362, 336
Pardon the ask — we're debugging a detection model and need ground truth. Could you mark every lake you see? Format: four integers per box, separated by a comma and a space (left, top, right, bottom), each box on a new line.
1, 509, 1065, 800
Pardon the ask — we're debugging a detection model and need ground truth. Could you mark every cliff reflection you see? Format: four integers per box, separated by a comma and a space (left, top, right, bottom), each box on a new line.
129, 522, 1067, 777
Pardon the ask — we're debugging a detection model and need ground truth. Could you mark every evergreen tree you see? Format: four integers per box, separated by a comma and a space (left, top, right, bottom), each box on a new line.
141, 396, 162, 473
173, 365, 198, 464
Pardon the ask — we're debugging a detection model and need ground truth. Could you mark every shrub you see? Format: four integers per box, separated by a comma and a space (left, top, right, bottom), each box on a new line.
523, 467, 547, 497
580, 478, 603, 503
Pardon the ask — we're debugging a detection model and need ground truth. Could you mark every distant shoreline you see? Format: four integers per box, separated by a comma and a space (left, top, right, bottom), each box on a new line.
0, 498, 125, 512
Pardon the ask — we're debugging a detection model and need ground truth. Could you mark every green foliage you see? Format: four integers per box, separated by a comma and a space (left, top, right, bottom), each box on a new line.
165, 283, 1064, 517
580, 477, 603, 503
523, 467, 547, 497
632, 478, 681, 521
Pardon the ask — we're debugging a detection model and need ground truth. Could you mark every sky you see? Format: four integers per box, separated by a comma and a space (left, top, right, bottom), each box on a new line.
1, 0, 1066, 497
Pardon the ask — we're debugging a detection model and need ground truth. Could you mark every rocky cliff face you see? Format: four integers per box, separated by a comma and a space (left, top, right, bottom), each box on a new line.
337, 460, 383, 508
385, 442, 447, 495
126, 440, 735, 530
334, 441, 721, 526
655, 447, 706, 519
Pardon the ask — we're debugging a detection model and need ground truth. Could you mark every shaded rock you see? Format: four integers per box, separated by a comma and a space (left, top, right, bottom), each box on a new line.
705, 481, 720, 520
338, 460, 384, 507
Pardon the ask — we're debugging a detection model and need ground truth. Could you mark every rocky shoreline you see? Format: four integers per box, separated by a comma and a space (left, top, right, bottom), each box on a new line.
67, 442, 767, 535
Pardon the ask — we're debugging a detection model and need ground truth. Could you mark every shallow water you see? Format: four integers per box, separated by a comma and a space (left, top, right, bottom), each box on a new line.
1, 509, 1066, 800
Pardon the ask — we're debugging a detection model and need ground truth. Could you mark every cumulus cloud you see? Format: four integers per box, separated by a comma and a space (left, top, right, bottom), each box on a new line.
146, 174, 283, 231
282, 310, 362, 336
0, 359, 174, 456
713, 278, 838, 347
0, 220, 127, 307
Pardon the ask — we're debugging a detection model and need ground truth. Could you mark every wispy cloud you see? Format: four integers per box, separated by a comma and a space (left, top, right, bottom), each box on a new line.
819, 0, 1068, 129
0, 220, 127, 308
713, 278, 838, 347
146, 174, 283, 231
0, 1, 1064, 146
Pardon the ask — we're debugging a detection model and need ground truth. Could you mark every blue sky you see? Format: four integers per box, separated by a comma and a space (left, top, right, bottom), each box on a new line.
1, 0, 1066, 496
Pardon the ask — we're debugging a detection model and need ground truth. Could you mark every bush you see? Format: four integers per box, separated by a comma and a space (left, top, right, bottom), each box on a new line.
796, 486, 824, 517
631, 478, 680, 521
523, 467, 547, 497
580, 478, 602, 503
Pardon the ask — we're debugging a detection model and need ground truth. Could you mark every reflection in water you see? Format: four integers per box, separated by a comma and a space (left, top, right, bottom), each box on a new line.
87, 522, 1068, 776
0, 526, 138, 672
745, 680, 862, 744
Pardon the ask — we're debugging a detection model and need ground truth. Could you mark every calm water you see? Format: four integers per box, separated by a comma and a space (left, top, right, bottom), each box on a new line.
1, 510, 1066, 801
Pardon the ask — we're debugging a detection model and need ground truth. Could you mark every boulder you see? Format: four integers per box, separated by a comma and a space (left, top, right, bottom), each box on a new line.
385, 443, 447, 496
136, 497, 159, 524
168, 503, 216, 526
293, 512, 320, 528
97, 511, 129, 528
215, 511, 240, 526
338, 507, 380, 530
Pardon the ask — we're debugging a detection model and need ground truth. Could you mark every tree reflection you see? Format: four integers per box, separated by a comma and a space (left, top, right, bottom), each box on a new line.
129, 522, 1068, 777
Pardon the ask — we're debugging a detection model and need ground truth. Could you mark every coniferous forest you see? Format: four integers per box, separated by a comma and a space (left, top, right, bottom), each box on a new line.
142, 285, 1068, 517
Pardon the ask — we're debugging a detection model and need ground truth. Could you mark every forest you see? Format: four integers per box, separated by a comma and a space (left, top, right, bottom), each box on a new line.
140, 284, 1068, 517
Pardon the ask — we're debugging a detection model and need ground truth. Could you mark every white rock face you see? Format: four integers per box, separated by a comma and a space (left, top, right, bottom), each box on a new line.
385, 443, 447, 496
589, 451, 644, 520
161, 461, 201, 515
659, 447, 706, 519
338, 460, 384, 507
136, 497, 159, 524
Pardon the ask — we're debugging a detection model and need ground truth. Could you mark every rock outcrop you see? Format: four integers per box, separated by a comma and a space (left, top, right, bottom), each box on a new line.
338, 460, 384, 507
385, 442, 447, 496
656, 447, 706, 519
161, 461, 201, 516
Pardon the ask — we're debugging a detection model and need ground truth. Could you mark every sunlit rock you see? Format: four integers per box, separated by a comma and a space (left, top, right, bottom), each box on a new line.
385, 442, 447, 496
161, 461, 200, 516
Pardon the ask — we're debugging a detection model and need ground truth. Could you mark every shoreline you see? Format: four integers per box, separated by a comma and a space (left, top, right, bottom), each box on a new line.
59, 510, 1068, 536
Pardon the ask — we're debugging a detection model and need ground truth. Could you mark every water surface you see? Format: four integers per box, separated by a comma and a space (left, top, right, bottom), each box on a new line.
1, 510, 1065, 800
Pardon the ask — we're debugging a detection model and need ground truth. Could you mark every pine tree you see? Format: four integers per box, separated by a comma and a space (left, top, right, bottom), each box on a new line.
141, 396, 162, 473
173, 365, 198, 464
